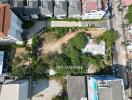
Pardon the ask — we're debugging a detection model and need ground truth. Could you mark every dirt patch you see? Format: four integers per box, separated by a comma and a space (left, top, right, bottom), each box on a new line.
41, 29, 106, 54
86, 29, 106, 38
41, 31, 79, 54
15, 48, 26, 57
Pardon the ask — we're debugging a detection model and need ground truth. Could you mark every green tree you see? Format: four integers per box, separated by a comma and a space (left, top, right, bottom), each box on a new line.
102, 30, 117, 48
69, 32, 88, 49
63, 46, 81, 65
125, 5, 132, 24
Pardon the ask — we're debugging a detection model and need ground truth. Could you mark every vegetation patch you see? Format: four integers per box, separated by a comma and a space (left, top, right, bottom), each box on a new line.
11, 36, 48, 79
125, 5, 132, 24
69, 32, 88, 49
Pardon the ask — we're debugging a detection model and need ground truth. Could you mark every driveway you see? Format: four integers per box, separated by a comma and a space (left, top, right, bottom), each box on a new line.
32, 80, 62, 100
26, 20, 108, 43
50, 20, 109, 29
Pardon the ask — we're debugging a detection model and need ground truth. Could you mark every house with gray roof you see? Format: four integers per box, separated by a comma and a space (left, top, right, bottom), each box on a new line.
67, 76, 87, 100
39, 0, 53, 17
13, 0, 24, 7
23, 0, 39, 19
54, 0, 67, 19
67, 75, 126, 100
27, 0, 39, 8
68, 0, 82, 18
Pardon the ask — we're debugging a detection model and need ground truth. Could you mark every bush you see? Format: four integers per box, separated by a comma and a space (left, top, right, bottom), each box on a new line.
102, 30, 117, 48
69, 32, 88, 49
125, 5, 132, 24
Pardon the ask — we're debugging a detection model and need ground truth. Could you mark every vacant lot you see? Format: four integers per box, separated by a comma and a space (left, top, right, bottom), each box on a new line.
41, 29, 106, 54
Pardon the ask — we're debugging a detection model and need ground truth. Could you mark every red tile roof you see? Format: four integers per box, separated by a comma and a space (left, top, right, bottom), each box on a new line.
0, 4, 11, 37
86, 2, 98, 10
124, 0, 132, 6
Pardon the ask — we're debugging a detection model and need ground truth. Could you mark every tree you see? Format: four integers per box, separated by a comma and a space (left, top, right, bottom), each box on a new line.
125, 5, 132, 24
102, 30, 117, 48
63, 46, 81, 65
69, 32, 88, 49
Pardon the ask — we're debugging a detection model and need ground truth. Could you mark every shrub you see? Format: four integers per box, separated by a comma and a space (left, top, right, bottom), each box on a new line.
69, 32, 88, 49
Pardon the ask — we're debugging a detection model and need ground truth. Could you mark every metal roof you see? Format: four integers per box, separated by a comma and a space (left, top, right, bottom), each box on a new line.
54, 1, 67, 16
39, 0, 53, 16
67, 76, 87, 100
68, 0, 81, 16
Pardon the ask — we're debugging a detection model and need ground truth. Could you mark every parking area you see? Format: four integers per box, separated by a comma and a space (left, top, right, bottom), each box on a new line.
32, 79, 62, 100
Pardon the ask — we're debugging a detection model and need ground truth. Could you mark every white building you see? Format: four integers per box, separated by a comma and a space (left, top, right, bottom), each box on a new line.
0, 80, 29, 100
81, 0, 108, 19
82, 10, 105, 19
0, 4, 23, 44
82, 39, 105, 55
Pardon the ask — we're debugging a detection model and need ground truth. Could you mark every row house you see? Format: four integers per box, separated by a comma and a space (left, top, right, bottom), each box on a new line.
13, 0, 108, 19
67, 75, 125, 100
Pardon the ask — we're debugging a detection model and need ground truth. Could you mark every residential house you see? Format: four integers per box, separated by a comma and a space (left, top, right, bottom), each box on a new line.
54, 0, 68, 19
68, 0, 82, 18
24, 0, 39, 19
67, 75, 125, 100
39, 0, 53, 17
0, 80, 29, 100
0, 4, 23, 44
13, 0, 24, 7
81, 0, 108, 19
123, 0, 132, 7
81, 39, 105, 55
27, 0, 38, 8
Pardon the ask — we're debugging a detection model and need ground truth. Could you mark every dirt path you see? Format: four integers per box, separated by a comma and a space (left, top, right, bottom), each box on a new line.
41, 29, 106, 54
42, 31, 80, 54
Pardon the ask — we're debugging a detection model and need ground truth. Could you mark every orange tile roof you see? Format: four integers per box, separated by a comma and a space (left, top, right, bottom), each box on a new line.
0, 4, 11, 37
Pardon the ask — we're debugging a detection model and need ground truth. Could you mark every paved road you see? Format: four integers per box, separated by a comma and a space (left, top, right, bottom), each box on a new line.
26, 20, 109, 40
110, 0, 126, 66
